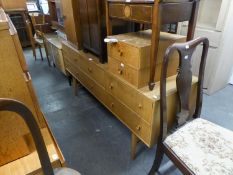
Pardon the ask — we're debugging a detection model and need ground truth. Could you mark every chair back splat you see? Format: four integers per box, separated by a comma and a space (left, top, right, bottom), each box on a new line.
160, 37, 209, 140
149, 37, 209, 175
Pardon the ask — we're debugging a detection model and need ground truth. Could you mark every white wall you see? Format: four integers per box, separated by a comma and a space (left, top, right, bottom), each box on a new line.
230, 71, 233, 84
208, 0, 233, 93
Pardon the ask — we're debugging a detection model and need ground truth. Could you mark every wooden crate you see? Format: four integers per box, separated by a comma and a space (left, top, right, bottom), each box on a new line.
107, 30, 186, 88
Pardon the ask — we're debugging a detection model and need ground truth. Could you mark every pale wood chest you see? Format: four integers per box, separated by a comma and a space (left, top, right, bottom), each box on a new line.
107, 30, 186, 88
62, 41, 198, 148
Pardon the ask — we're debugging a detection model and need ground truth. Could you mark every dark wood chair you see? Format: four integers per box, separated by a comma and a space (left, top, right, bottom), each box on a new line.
0, 98, 80, 175
106, 0, 200, 90
149, 37, 233, 175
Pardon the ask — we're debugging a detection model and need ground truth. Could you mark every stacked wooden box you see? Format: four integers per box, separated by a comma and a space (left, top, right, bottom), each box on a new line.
107, 30, 186, 88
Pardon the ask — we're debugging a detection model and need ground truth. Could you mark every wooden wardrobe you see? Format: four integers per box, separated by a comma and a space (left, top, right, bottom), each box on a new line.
77, 0, 136, 63
0, 8, 64, 169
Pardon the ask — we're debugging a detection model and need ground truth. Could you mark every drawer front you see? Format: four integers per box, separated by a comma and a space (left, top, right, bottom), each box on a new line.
63, 47, 88, 74
130, 5, 153, 23
108, 56, 179, 88
109, 3, 152, 23
105, 93, 152, 146
108, 56, 147, 88
105, 72, 154, 124
63, 49, 105, 87
108, 42, 144, 69
109, 4, 125, 19
82, 57, 105, 88
66, 59, 106, 103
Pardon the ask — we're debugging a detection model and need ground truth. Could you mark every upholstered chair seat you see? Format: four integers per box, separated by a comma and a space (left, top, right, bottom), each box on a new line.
165, 118, 233, 175
54, 168, 81, 175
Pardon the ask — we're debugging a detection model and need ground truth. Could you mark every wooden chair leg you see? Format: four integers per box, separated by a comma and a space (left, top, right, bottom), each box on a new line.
38, 45, 43, 61
148, 143, 164, 175
131, 133, 139, 160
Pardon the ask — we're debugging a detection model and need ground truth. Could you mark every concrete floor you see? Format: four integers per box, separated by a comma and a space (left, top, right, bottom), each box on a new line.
24, 49, 233, 175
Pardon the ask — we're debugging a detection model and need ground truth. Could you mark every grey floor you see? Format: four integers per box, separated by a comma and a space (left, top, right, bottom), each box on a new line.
24, 48, 233, 175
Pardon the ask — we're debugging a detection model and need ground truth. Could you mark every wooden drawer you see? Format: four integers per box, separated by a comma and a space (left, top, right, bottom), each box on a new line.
105, 92, 152, 146
63, 44, 106, 87
105, 72, 154, 124
108, 31, 186, 69
108, 56, 179, 88
109, 3, 153, 23
66, 59, 106, 103
79, 52, 106, 88
62, 49, 88, 76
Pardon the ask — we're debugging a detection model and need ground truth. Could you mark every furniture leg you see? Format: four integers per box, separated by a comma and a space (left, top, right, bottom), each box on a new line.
33, 46, 37, 60
67, 75, 72, 86
73, 77, 78, 96
43, 42, 51, 67
131, 133, 139, 160
39, 45, 43, 61
149, 2, 160, 91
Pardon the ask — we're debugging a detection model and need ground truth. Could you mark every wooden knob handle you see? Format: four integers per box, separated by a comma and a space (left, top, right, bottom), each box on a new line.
138, 104, 142, 109
118, 69, 123, 75
111, 103, 114, 108
109, 84, 114, 90
136, 125, 141, 131
88, 67, 92, 73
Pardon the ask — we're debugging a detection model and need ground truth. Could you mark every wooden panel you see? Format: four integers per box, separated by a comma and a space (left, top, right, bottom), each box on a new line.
108, 31, 186, 69
0, 29, 39, 137
109, 3, 153, 23
0, 0, 26, 10
61, 0, 82, 47
130, 5, 153, 23
0, 10, 47, 165
66, 59, 106, 104
0, 137, 30, 166
0, 128, 64, 175
108, 56, 179, 88
63, 43, 106, 87
109, 4, 125, 18
105, 92, 152, 145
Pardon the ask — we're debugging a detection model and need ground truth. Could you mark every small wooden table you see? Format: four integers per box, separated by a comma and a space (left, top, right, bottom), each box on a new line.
106, 0, 200, 90
45, 35, 67, 75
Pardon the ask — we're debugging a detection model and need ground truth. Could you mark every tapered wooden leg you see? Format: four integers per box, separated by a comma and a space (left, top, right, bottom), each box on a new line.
39, 45, 43, 61
73, 77, 78, 96
131, 133, 139, 160
32, 45, 37, 60
43, 43, 51, 67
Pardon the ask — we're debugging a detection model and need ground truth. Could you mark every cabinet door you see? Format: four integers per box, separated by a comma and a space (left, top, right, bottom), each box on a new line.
86, 0, 101, 55
60, 0, 81, 46
78, 0, 91, 50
